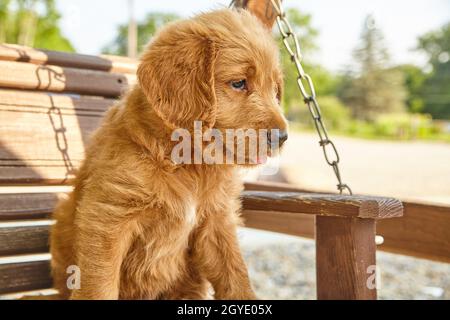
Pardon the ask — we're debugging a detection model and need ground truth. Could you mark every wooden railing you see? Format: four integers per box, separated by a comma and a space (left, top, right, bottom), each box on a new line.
244, 182, 450, 264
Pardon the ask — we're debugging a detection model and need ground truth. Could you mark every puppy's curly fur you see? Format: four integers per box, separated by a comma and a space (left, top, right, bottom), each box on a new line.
50, 9, 288, 300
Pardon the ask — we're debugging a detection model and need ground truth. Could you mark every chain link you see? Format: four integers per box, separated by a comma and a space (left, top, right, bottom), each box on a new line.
270, 0, 352, 195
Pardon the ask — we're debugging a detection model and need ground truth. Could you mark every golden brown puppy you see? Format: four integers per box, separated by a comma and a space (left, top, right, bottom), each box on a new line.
50, 8, 288, 300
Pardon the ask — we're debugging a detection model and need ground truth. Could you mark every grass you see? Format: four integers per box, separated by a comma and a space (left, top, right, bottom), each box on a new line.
289, 121, 450, 143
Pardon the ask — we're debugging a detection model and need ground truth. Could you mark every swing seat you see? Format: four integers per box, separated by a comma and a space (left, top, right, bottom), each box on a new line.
0, 44, 448, 300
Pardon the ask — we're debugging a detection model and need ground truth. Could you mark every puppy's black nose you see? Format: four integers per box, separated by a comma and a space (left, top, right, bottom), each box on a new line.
267, 129, 288, 147
278, 130, 288, 146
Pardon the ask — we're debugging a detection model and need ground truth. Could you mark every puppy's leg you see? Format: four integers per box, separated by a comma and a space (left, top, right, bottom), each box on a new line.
192, 210, 256, 300
50, 194, 77, 299
160, 264, 211, 300
69, 205, 136, 300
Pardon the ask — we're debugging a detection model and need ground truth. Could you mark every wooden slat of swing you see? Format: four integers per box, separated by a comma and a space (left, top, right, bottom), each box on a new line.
0, 221, 51, 256
0, 192, 56, 221
0, 90, 114, 185
0, 44, 138, 74
0, 61, 136, 97
0, 260, 52, 295
0, 88, 115, 111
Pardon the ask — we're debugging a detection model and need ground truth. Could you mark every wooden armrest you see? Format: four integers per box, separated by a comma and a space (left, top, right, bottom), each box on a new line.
242, 189, 403, 300
242, 191, 403, 219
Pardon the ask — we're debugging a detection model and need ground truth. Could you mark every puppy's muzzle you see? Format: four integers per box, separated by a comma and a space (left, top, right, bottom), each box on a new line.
267, 129, 288, 148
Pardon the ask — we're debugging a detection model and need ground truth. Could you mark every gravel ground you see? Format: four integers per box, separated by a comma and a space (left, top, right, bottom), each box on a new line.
240, 232, 450, 300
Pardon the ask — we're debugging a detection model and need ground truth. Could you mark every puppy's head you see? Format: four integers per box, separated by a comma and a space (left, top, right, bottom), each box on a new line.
138, 9, 288, 161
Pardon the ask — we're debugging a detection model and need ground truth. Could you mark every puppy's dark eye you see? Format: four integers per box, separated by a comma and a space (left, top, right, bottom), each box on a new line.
276, 90, 281, 104
230, 79, 247, 91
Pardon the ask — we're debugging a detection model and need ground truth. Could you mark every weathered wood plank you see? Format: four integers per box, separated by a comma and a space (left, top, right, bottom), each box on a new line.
0, 44, 138, 74
0, 222, 51, 255
377, 202, 450, 263
243, 209, 315, 238
242, 191, 403, 219
316, 216, 377, 300
0, 89, 115, 111
0, 193, 56, 220
0, 61, 135, 97
0, 90, 113, 185
0, 260, 52, 295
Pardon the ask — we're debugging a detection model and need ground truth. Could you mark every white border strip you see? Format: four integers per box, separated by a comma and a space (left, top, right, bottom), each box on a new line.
0, 288, 58, 300
0, 186, 73, 194
0, 253, 51, 265
0, 219, 55, 228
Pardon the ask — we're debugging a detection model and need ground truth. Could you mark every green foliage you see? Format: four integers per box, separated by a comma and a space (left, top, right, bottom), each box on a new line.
0, 0, 74, 52
373, 113, 436, 140
292, 96, 351, 131
0, 0, 11, 42
312, 113, 446, 141
279, 8, 339, 115
102, 12, 180, 56
416, 23, 450, 119
339, 15, 407, 121
279, 7, 318, 52
34, 0, 74, 52
340, 69, 407, 121
394, 64, 427, 113
319, 96, 352, 131
352, 15, 389, 73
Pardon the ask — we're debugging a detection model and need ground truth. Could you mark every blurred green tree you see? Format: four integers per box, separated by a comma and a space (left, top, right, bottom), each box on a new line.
339, 15, 406, 121
417, 23, 450, 119
0, 0, 12, 43
394, 64, 427, 113
102, 12, 179, 56
278, 8, 340, 118
292, 95, 351, 131
0, 0, 74, 52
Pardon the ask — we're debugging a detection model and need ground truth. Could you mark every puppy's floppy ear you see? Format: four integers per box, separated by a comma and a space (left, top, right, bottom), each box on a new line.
137, 24, 217, 128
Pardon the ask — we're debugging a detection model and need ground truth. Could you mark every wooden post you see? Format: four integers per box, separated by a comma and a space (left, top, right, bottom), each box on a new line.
315, 216, 377, 300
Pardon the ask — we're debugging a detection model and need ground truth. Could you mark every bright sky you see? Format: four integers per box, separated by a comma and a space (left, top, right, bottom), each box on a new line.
56, 0, 450, 72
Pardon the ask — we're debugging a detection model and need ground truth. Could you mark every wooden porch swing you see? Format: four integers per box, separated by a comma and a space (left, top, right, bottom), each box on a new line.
0, 0, 448, 300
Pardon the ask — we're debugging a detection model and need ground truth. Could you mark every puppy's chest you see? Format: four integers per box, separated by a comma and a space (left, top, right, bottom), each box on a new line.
184, 187, 236, 228
184, 199, 197, 228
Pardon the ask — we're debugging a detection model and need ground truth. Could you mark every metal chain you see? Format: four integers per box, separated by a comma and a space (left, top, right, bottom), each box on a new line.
270, 0, 352, 195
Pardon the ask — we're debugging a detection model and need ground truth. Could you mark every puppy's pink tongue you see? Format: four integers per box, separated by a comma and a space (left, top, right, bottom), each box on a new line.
257, 156, 267, 164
